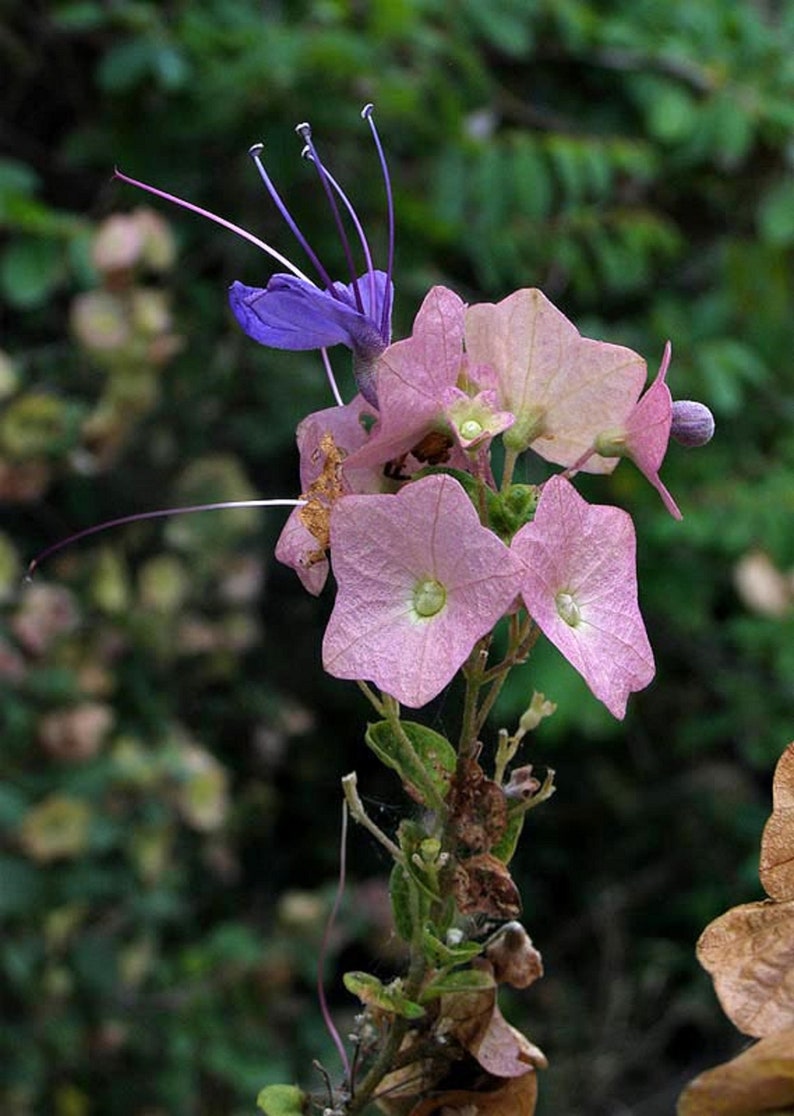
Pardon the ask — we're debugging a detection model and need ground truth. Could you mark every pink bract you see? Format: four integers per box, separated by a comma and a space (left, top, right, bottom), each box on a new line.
465, 289, 647, 472
619, 342, 681, 519
275, 395, 381, 594
322, 474, 523, 707
344, 286, 471, 473
511, 475, 654, 719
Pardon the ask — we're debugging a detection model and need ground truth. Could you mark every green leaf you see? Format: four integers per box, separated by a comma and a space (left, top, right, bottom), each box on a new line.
256, 1084, 307, 1116
343, 971, 425, 1019
390, 863, 416, 942
0, 237, 65, 309
0, 857, 42, 917
419, 967, 495, 1002
758, 180, 794, 247
490, 808, 525, 865
421, 929, 483, 969
365, 720, 456, 805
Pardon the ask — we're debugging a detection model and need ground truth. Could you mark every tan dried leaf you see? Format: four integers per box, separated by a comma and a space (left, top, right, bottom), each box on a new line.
677, 1025, 794, 1115
697, 899, 794, 1037
452, 853, 521, 919
485, 922, 544, 989
760, 743, 794, 902
448, 758, 508, 853
408, 1072, 538, 1116
439, 978, 547, 1078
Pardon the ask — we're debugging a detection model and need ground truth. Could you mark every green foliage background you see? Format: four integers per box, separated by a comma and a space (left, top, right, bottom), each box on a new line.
2, 1, 794, 1113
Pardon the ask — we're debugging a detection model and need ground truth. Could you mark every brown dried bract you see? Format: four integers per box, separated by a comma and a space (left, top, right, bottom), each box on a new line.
485, 922, 544, 989
408, 1074, 538, 1116
439, 978, 547, 1077
697, 898, 794, 1038
677, 1024, 794, 1115
448, 758, 508, 854
452, 853, 521, 919
760, 741, 794, 902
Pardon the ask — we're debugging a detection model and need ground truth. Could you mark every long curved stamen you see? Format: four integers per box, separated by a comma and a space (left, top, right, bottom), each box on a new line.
113, 170, 312, 284
362, 104, 394, 339
307, 159, 378, 333
320, 347, 344, 406
247, 144, 337, 292
297, 123, 364, 315
26, 498, 305, 578
316, 800, 352, 1081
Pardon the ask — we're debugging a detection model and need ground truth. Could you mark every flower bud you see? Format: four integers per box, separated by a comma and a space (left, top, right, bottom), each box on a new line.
670, 400, 715, 447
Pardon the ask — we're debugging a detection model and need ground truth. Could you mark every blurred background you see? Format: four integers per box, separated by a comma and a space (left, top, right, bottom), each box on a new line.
2, 1, 794, 1113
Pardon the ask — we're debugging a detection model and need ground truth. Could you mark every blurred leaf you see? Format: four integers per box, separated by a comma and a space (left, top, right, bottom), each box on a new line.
0, 857, 42, 916
256, 1084, 307, 1116
0, 237, 66, 309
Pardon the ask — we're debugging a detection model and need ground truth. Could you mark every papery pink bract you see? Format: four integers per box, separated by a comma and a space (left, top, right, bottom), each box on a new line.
465, 289, 646, 472
275, 396, 382, 594
345, 286, 472, 473
511, 475, 654, 719
620, 342, 680, 519
322, 474, 523, 707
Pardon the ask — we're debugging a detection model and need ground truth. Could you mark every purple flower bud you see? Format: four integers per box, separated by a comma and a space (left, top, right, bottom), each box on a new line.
671, 400, 715, 447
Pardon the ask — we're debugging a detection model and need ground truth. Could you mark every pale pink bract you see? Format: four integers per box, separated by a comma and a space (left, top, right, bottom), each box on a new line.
511, 475, 655, 719
322, 474, 523, 707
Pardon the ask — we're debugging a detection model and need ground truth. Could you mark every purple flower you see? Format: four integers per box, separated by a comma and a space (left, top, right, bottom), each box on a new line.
116, 105, 395, 406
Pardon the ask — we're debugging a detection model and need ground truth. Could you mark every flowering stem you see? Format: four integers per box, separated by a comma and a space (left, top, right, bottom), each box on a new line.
357, 680, 387, 717
501, 445, 520, 491
459, 636, 492, 757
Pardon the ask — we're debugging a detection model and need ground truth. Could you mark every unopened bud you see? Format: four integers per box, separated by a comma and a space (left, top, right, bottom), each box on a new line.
519, 692, 557, 733
671, 400, 715, 447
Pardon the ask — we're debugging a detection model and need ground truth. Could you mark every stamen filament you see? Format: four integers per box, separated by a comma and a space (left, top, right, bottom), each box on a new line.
27, 498, 306, 578
247, 144, 336, 292
320, 347, 344, 406
297, 123, 365, 315
362, 104, 395, 339
311, 161, 378, 333
113, 170, 312, 283
316, 800, 352, 1081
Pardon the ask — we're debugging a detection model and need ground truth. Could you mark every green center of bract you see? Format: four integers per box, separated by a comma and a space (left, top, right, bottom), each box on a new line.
555, 591, 581, 627
413, 578, 446, 618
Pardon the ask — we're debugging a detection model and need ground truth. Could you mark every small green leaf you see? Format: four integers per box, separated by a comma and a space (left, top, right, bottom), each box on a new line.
491, 810, 525, 865
419, 967, 495, 1002
365, 720, 456, 805
390, 863, 416, 942
421, 929, 483, 968
0, 237, 65, 309
256, 1084, 307, 1116
344, 971, 425, 1019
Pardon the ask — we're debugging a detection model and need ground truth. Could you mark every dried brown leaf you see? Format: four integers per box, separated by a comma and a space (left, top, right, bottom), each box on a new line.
448, 758, 508, 853
760, 743, 794, 902
408, 1072, 539, 1116
439, 979, 547, 1078
697, 899, 794, 1037
677, 1025, 794, 1115
485, 922, 544, 990
452, 854, 521, 919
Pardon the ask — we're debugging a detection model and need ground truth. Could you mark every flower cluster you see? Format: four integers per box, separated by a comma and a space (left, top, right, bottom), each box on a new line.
113, 106, 713, 722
